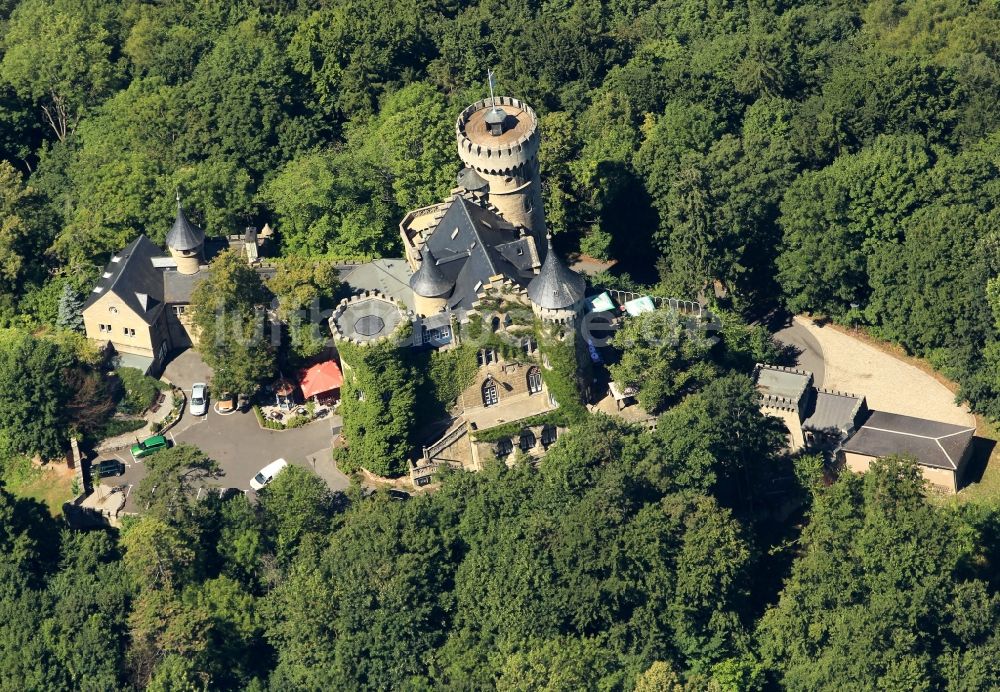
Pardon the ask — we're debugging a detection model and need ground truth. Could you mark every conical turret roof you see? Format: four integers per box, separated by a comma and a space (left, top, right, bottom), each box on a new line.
409, 247, 454, 298
527, 235, 585, 310
166, 194, 205, 252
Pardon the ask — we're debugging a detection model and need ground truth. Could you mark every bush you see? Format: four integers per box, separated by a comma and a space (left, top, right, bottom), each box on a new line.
580, 225, 613, 260
116, 367, 166, 415
97, 416, 146, 439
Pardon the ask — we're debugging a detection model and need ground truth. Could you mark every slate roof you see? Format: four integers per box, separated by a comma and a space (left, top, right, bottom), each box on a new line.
166, 201, 205, 252
802, 391, 868, 435
755, 365, 813, 402
526, 235, 586, 310
842, 410, 976, 470
163, 268, 210, 304
83, 235, 166, 324
457, 166, 488, 192
340, 259, 414, 310
410, 247, 454, 298
423, 195, 539, 310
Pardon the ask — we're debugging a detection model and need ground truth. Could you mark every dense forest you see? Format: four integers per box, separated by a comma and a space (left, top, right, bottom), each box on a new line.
3, 412, 1000, 690
0, 0, 997, 414
2, 0, 1000, 689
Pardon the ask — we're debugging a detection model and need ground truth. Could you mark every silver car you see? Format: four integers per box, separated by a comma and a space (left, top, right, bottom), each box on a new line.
190, 383, 208, 417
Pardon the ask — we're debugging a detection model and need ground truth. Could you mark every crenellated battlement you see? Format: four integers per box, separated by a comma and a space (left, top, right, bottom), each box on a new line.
456, 97, 541, 174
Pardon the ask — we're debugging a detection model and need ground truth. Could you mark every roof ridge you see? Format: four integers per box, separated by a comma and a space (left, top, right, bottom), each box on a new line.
455, 196, 499, 277
933, 438, 958, 469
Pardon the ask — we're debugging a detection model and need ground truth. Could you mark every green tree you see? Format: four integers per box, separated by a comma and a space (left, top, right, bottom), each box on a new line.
267, 257, 339, 360
258, 465, 335, 563
0, 161, 54, 301
120, 517, 196, 591
55, 284, 83, 332
0, 329, 76, 459
337, 338, 416, 477
190, 251, 275, 397
757, 457, 1000, 690
135, 444, 222, 525
608, 309, 716, 413
1, 0, 122, 141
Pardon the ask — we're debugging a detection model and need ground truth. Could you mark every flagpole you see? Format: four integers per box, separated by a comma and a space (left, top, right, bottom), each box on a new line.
487, 69, 496, 109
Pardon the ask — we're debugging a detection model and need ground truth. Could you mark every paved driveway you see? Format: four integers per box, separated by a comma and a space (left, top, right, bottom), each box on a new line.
109, 349, 349, 513
774, 319, 825, 386
162, 348, 214, 390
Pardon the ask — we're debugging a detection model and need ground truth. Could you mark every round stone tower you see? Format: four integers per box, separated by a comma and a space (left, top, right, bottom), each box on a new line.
456, 96, 546, 246
166, 194, 205, 276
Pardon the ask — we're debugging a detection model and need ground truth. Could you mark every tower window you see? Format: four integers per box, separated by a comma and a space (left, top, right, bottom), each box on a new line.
482, 379, 499, 407
527, 367, 542, 394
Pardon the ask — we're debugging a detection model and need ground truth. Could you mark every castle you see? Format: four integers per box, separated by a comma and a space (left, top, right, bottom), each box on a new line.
82, 93, 589, 481
333, 95, 589, 482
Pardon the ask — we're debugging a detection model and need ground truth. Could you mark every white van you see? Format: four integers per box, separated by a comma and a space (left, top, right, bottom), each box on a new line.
250, 458, 288, 491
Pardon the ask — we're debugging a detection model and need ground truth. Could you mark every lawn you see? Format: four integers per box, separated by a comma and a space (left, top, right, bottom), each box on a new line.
1, 456, 78, 518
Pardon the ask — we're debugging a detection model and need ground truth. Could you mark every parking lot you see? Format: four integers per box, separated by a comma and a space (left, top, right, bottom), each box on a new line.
102, 350, 349, 513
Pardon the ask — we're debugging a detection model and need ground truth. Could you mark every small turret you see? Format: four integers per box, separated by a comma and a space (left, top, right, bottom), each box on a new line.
527, 235, 585, 324
166, 192, 205, 275
409, 248, 454, 316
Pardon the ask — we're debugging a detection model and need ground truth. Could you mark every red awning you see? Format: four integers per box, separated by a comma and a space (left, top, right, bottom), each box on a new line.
298, 360, 344, 399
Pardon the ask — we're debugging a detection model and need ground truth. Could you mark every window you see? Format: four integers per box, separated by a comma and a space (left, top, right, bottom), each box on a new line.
123, 327, 135, 337
495, 438, 513, 457
108, 306, 118, 314
423, 326, 453, 345
482, 379, 499, 407
519, 429, 536, 451
173, 305, 186, 316
541, 425, 557, 447
527, 367, 542, 394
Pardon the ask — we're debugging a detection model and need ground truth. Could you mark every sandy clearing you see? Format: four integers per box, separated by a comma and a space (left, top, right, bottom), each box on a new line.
794, 316, 976, 428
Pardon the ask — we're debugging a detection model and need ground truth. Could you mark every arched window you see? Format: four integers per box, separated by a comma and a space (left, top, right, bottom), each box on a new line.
495, 438, 513, 457
482, 379, 499, 407
519, 429, 536, 451
527, 366, 542, 395
541, 425, 557, 447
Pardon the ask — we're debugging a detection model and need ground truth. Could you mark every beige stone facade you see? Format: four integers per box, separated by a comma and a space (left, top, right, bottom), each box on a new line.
841, 450, 965, 494
762, 404, 807, 452
83, 292, 171, 368
459, 354, 549, 413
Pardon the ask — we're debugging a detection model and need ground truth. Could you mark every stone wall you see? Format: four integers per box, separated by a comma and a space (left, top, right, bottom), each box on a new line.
459, 356, 543, 411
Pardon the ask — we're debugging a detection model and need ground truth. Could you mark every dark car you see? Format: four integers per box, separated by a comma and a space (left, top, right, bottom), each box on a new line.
388, 489, 411, 501
91, 459, 125, 478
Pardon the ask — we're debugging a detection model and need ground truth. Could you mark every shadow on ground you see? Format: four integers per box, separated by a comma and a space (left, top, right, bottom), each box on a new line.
961, 436, 997, 487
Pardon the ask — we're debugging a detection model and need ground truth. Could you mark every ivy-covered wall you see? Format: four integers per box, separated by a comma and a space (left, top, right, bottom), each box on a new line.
537, 322, 588, 422
337, 338, 416, 477
405, 343, 478, 428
